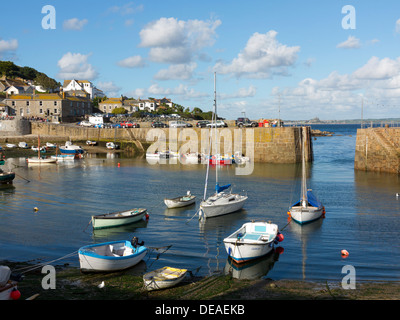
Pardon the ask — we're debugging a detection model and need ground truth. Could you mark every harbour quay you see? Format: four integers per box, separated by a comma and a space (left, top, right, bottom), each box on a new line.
29, 122, 313, 164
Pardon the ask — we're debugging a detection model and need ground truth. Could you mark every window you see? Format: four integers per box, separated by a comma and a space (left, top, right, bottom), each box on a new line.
40, 101, 43, 106
39, 109, 43, 114
26, 107, 30, 114
11, 101, 15, 106
54, 101, 57, 106
54, 108, 58, 114
26, 101, 30, 106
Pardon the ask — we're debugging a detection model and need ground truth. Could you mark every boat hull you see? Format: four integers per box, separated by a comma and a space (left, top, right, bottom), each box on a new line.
27, 158, 57, 164
289, 206, 323, 224
78, 240, 147, 272
0, 172, 15, 184
92, 209, 147, 229
143, 267, 187, 291
164, 196, 196, 208
200, 194, 247, 218
223, 222, 279, 263
59, 146, 84, 154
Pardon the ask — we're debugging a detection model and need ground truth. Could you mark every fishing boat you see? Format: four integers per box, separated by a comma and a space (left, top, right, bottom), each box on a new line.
199, 73, 247, 219
106, 142, 119, 150
86, 140, 97, 146
46, 142, 56, 148
78, 239, 147, 272
91, 208, 148, 229
223, 221, 283, 264
18, 142, 28, 149
209, 154, 235, 165
5, 144, 16, 149
288, 129, 325, 225
143, 267, 187, 291
0, 169, 15, 184
26, 135, 57, 164
31, 146, 46, 152
59, 141, 84, 154
164, 191, 196, 208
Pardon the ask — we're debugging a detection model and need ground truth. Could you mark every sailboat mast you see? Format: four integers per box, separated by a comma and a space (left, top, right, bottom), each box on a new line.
301, 129, 307, 207
214, 72, 218, 189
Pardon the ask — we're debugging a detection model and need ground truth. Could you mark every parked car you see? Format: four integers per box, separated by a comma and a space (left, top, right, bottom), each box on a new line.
151, 121, 169, 128
235, 117, 257, 127
196, 120, 211, 128
120, 121, 140, 128
169, 120, 190, 128
206, 120, 228, 128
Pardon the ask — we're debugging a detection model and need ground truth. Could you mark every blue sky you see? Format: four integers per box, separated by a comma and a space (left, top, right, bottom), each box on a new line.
1, 1, 400, 120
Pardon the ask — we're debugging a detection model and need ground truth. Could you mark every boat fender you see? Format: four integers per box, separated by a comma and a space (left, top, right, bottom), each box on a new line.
131, 236, 144, 248
276, 233, 284, 242
10, 288, 21, 300
145, 213, 149, 220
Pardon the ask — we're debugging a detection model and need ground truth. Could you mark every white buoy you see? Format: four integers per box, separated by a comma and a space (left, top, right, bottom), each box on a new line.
98, 281, 105, 289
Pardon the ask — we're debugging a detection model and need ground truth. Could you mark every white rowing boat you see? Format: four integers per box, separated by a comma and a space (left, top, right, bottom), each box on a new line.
78, 240, 147, 272
91, 208, 148, 229
164, 191, 196, 208
143, 266, 187, 291
223, 221, 283, 263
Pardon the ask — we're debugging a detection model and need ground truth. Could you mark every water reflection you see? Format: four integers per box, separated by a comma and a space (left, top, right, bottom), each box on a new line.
288, 218, 323, 280
224, 250, 282, 280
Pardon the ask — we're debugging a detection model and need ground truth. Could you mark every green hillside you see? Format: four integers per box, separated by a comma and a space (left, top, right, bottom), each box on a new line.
0, 60, 60, 91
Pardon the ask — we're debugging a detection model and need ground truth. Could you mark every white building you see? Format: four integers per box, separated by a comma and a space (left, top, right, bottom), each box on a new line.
63, 80, 105, 99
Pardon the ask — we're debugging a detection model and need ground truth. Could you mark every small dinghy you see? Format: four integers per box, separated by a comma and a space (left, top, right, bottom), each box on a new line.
164, 191, 196, 208
91, 208, 148, 229
143, 266, 187, 291
78, 239, 147, 272
223, 221, 283, 264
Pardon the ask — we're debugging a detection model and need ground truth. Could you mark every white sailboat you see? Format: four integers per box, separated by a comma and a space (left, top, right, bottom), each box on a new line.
199, 73, 247, 219
288, 129, 325, 224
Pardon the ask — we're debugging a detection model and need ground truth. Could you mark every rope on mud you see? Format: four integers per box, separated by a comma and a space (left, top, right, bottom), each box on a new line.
146, 245, 172, 268
11, 251, 79, 275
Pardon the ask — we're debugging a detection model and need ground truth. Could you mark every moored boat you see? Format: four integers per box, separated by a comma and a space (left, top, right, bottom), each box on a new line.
106, 142, 119, 150
288, 128, 325, 225
18, 142, 28, 149
223, 221, 283, 264
78, 240, 147, 272
59, 141, 84, 154
143, 266, 187, 291
26, 157, 57, 164
91, 208, 148, 229
164, 191, 196, 208
0, 169, 15, 184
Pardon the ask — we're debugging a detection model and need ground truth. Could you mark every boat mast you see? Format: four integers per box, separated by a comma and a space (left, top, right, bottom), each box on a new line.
301, 129, 307, 207
214, 72, 218, 190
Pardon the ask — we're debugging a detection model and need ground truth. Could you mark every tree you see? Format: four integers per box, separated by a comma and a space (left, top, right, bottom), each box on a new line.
112, 107, 127, 114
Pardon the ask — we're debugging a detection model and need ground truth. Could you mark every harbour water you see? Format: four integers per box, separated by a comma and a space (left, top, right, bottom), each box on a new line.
0, 124, 399, 282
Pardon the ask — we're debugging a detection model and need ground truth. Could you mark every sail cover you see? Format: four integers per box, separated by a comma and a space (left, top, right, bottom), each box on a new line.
291, 190, 322, 208
215, 183, 231, 193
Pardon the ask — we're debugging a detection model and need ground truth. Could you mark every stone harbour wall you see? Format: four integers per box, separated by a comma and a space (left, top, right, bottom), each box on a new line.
30, 122, 312, 163
355, 127, 400, 174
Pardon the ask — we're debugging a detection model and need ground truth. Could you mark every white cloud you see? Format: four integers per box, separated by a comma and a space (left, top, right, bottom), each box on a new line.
57, 52, 98, 80
63, 18, 88, 31
139, 17, 221, 64
336, 35, 361, 49
214, 30, 300, 78
107, 2, 143, 16
0, 39, 18, 53
117, 55, 146, 68
271, 56, 400, 119
220, 85, 257, 99
353, 56, 400, 80
154, 63, 197, 80
126, 83, 207, 100
97, 81, 122, 97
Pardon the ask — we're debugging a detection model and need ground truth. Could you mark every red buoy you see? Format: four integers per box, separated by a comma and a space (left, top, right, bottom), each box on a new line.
10, 289, 21, 300
341, 249, 349, 258
277, 233, 284, 242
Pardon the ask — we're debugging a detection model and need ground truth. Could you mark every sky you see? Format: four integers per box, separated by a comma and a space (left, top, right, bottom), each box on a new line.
1, 0, 400, 120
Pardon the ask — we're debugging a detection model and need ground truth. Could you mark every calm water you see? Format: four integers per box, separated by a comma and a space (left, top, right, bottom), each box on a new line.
1, 124, 399, 282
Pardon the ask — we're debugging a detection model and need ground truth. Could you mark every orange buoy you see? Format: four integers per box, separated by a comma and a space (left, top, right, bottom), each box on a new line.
287, 211, 291, 216
341, 249, 349, 258
117, 163, 120, 167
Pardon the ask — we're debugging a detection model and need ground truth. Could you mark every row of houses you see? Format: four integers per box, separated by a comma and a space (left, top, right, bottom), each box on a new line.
98, 97, 173, 114
0, 77, 174, 122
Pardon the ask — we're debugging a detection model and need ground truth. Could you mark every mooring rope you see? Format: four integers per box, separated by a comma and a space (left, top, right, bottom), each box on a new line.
11, 251, 79, 274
